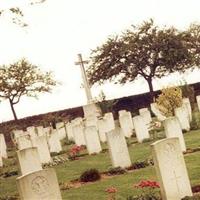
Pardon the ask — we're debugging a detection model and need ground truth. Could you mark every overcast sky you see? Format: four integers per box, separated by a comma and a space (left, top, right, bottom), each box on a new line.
0, 0, 200, 121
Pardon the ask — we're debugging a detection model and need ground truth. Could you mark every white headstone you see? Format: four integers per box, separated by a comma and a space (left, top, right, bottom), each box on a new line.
13, 130, 24, 139
16, 134, 33, 150
26, 126, 37, 139
132, 115, 150, 143
0, 155, 3, 167
65, 123, 74, 141
16, 168, 62, 200
183, 98, 192, 122
0, 134, 7, 158
17, 147, 42, 175
163, 117, 186, 152
150, 103, 166, 121
97, 119, 107, 142
106, 127, 131, 168
118, 110, 127, 116
84, 126, 102, 154
139, 109, 152, 127
48, 129, 62, 153
174, 106, 190, 131
56, 122, 67, 140
139, 108, 148, 113
104, 112, 115, 131
196, 95, 200, 111
31, 136, 52, 164
72, 124, 86, 146
44, 127, 51, 137
36, 126, 45, 137
119, 111, 134, 138
85, 115, 98, 128
151, 138, 192, 200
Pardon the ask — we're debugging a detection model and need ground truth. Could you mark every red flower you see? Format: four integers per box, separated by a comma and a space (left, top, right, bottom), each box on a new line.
105, 187, 118, 193
134, 180, 160, 189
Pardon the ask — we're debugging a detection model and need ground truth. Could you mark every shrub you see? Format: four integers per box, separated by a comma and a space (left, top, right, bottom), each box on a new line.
107, 167, 127, 176
80, 168, 101, 182
156, 86, 182, 117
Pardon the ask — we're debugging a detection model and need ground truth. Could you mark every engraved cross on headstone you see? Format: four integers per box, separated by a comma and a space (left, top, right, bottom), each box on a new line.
75, 53, 93, 104
172, 170, 182, 196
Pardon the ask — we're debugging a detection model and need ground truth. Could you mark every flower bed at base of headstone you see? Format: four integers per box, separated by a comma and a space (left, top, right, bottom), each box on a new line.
68, 145, 86, 160
127, 180, 161, 200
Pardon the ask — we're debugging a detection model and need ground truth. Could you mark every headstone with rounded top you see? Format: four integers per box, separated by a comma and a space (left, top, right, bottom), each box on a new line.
84, 126, 102, 154
72, 124, 86, 146
119, 111, 134, 138
174, 106, 190, 131
31, 136, 52, 164
151, 138, 192, 200
132, 115, 150, 143
17, 147, 42, 175
163, 117, 186, 152
106, 127, 131, 168
16, 168, 62, 200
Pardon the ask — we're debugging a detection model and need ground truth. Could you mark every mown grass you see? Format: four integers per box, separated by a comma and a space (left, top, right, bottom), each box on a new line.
0, 129, 200, 200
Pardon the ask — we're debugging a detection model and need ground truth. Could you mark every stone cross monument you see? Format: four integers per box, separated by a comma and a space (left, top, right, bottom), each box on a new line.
75, 53, 93, 104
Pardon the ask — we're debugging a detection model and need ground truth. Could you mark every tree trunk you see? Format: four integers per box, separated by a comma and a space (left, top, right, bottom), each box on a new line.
9, 99, 18, 120
147, 78, 154, 103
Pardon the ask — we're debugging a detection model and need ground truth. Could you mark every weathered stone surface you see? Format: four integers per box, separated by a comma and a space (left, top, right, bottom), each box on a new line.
26, 126, 37, 139
16, 134, 33, 150
119, 111, 134, 138
196, 95, 200, 111
56, 122, 67, 140
17, 147, 42, 175
150, 103, 166, 121
151, 138, 192, 200
13, 130, 24, 139
132, 115, 150, 143
163, 117, 186, 152
65, 123, 74, 141
0, 134, 7, 158
36, 126, 45, 137
31, 136, 52, 164
104, 112, 115, 131
139, 108, 152, 127
174, 106, 190, 131
16, 168, 62, 200
183, 98, 192, 122
106, 127, 131, 168
97, 119, 107, 142
72, 124, 86, 146
0, 155, 3, 167
48, 129, 62, 153
85, 115, 98, 128
84, 126, 102, 154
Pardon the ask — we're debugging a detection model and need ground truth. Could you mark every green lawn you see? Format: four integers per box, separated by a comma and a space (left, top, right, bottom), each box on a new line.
0, 129, 200, 200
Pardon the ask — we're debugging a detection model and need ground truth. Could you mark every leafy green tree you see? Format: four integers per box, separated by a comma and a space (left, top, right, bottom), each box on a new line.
0, 58, 57, 120
87, 19, 199, 101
